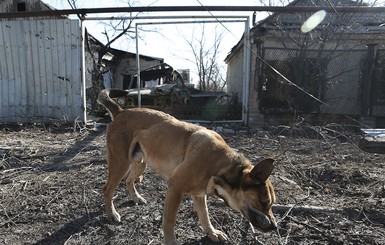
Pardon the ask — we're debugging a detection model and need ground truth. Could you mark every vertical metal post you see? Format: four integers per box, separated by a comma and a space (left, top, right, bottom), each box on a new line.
80, 17, 87, 123
242, 17, 251, 126
135, 23, 141, 108
362, 44, 377, 116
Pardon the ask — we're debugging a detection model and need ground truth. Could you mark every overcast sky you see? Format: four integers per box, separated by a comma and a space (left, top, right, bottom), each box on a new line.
42, 0, 265, 84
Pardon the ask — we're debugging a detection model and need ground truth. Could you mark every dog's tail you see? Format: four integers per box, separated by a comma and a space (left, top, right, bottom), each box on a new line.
97, 89, 128, 119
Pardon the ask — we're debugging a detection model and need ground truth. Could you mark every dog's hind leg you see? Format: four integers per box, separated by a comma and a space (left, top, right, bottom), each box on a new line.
125, 141, 147, 204
103, 147, 130, 223
125, 160, 147, 204
192, 195, 228, 242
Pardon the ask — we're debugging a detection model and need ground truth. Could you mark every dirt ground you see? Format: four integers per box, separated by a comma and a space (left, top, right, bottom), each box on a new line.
1, 121, 384, 245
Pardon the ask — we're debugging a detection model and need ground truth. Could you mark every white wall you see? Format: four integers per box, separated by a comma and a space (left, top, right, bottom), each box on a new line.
225, 46, 244, 101
0, 19, 83, 123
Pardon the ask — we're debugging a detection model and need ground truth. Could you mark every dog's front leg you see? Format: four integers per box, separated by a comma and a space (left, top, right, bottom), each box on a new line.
163, 187, 182, 245
192, 195, 228, 242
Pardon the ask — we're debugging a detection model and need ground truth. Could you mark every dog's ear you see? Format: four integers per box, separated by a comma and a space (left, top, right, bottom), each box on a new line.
250, 158, 275, 183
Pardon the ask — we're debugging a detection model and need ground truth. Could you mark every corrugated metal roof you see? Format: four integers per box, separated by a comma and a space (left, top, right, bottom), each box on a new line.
0, 0, 53, 14
255, 0, 385, 33
0, 18, 83, 123
226, 0, 385, 61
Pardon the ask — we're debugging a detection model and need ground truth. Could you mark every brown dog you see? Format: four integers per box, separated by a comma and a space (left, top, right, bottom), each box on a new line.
97, 89, 277, 244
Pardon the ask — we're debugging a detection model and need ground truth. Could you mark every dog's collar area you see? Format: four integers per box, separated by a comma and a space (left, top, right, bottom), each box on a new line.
214, 188, 230, 207
220, 175, 240, 189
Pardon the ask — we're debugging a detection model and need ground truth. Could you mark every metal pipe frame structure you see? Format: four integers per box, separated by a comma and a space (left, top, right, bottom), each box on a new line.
85, 15, 250, 21
85, 15, 248, 119
132, 16, 249, 124
82, 15, 248, 123
80, 19, 87, 123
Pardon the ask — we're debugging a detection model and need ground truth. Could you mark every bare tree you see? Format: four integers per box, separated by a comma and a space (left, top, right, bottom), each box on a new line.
87, 20, 135, 114
183, 25, 226, 92
67, 0, 138, 115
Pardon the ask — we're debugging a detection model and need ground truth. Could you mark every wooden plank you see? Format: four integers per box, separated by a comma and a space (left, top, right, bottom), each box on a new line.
359, 129, 385, 153
359, 136, 385, 153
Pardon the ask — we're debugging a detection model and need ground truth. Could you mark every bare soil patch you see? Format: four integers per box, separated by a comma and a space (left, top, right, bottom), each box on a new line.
1, 123, 384, 244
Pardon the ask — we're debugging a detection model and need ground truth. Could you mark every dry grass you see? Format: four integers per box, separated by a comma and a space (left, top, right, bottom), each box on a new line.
1, 123, 384, 245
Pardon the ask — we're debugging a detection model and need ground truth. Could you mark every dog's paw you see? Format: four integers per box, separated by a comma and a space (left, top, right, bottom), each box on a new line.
164, 241, 180, 245
132, 195, 147, 205
107, 211, 121, 223
207, 229, 228, 242
135, 175, 144, 183
163, 239, 180, 245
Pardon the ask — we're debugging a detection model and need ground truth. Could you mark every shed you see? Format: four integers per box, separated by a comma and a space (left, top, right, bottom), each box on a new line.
103, 47, 164, 90
225, 0, 385, 129
85, 35, 164, 90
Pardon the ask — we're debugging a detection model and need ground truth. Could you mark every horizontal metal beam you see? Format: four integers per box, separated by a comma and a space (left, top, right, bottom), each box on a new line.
1, 6, 385, 19
136, 20, 246, 25
85, 15, 248, 21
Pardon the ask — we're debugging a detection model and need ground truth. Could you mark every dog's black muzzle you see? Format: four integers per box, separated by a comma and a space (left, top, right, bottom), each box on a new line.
243, 207, 277, 232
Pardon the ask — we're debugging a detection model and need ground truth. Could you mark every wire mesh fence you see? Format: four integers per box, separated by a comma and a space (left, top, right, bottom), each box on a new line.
260, 47, 368, 116
372, 49, 385, 116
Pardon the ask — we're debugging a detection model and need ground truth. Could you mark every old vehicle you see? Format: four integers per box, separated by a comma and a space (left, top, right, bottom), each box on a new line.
115, 63, 190, 109
113, 63, 240, 120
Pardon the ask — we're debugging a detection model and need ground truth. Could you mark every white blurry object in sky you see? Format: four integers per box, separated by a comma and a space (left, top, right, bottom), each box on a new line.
301, 10, 327, 33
